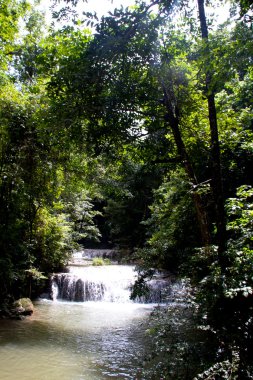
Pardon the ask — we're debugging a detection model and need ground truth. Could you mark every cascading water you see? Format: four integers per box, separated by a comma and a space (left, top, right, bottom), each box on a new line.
0, 251, 190, 380
51, 265, 136, 303
50, 260, 188, 304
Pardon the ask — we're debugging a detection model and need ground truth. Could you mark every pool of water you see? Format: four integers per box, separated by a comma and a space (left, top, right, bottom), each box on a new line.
0, 300, 153, 380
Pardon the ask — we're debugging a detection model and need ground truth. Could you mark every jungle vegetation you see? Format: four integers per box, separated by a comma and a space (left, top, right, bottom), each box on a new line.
0, 0, 253, 377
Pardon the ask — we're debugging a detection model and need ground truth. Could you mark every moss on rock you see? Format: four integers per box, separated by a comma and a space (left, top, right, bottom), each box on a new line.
12, 298, 34, 316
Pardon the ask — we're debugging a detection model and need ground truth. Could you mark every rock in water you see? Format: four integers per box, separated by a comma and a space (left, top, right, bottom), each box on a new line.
12, 298, 34, 317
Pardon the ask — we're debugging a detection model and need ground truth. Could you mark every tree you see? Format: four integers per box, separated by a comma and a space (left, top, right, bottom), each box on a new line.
0, 0, 29, 70
45, 3, 216, 247
196, 0, 227, 262
0, 3, 102, 301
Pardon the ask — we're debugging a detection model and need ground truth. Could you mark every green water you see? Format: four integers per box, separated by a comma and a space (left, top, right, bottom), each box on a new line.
0, 300, 152, 380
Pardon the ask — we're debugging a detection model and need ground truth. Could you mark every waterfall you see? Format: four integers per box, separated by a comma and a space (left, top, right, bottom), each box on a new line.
51, 266, 137, 303
70, 249, 119, 265
50, 264, 188, 304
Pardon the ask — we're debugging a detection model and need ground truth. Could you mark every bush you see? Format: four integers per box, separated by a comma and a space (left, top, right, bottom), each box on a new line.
92, 257, 111, 266
189, 186, 253, 378
139, 304, 218, 379
134, 169, 202, 272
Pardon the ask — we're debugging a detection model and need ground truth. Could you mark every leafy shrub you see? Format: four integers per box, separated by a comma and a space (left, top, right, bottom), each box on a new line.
92, 257, 111, 266
135, 169, 202, 272
189, 186, 253, 378
139, 305, 218, 380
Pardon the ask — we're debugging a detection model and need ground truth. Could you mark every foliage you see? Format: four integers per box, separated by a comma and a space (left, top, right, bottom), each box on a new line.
188, 186, 253, 378
130, 268, 155, 301
0, 0, 253, 376
139, 304, 218, 380
62, 190, 102, 245
25, 267, 47, 281
102, 160, 163, 249
0, 4, 102, 301
193, 350, 240, 380
0, 0, 29, 71
12, 7, 47, 84
134, 169, 204, 271
230, 0, 253, 18
92, 257, 111, 266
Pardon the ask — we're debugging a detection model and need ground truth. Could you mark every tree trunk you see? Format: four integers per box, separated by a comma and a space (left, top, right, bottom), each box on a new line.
197, 0, 227, 258
162, 83, 211, 248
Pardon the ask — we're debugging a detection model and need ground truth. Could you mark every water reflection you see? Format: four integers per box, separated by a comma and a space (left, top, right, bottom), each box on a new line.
0, 300, 152, 380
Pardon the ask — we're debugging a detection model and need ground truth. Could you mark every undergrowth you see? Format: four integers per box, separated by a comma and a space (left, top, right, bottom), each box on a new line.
136, 303, 218, 380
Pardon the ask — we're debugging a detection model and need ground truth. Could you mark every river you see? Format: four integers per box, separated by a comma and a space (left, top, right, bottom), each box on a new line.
0, 264, 156, 380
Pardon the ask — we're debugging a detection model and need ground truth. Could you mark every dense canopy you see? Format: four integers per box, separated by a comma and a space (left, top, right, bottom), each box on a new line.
0, 0, 253, 377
